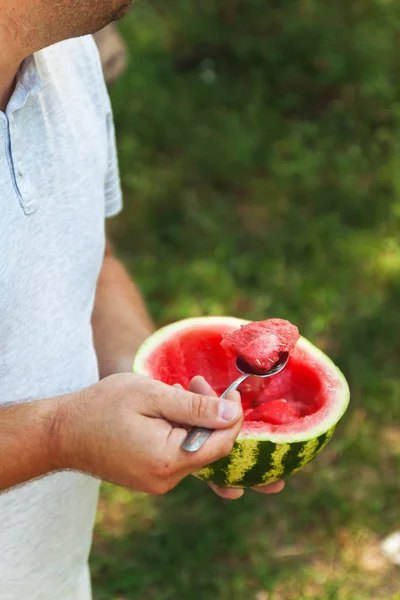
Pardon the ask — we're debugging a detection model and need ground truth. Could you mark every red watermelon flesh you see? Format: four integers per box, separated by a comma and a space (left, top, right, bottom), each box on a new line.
220, 318, 300, 372
245, 399, 301, 425
147, 322, 324, 427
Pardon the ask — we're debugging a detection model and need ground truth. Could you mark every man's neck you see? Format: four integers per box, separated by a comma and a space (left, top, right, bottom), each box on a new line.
0, 21, 24, 113
0, 67, 18, 113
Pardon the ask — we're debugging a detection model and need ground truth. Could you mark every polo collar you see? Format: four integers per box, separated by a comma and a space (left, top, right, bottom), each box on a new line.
7, 53, 42, 115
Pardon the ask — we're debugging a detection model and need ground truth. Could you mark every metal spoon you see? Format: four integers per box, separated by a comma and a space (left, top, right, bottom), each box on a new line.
180, 351, 289, 452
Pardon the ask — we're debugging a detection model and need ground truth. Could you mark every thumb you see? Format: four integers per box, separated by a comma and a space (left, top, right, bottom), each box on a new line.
152, 376, 242, 429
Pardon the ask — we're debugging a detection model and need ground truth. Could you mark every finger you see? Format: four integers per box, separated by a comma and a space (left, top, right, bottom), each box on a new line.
189, 375, 241, 405
189, 376, 217, 396
176, 377, 242, 406
170, 385, 189, 429
252, 480, 285, 494
173, 379, 240, 429
146, 378, 242, 430
208, 482, 244, 500
160, 377, 243, 481
171, 389, 283, 494
164, 409, 244, 476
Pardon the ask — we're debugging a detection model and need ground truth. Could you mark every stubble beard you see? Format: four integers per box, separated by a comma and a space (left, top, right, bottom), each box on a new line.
111, 0, 134, 22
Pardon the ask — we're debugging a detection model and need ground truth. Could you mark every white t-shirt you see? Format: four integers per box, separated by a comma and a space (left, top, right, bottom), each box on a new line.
0, 35, 122, 599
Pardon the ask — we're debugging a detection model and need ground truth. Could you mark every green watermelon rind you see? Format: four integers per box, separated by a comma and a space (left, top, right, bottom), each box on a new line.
194, 426, 336, 488
133, 316, 350, 488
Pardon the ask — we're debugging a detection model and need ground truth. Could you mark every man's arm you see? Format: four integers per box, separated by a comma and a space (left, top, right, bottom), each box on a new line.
0, 399, 55, 491
0, 377, 243, 494
91, 240, 155, 378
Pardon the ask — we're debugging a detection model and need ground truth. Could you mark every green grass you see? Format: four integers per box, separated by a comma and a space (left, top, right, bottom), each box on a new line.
92, 1, 400, 598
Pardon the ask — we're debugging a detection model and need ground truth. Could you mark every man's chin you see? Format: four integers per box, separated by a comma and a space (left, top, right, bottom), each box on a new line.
111, 0, 133, 22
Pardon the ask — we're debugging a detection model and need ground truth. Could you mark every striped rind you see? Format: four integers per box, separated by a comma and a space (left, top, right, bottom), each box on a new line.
194, 426, 336, 488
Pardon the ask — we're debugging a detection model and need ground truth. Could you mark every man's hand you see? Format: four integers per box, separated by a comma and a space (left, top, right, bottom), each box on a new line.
188, 377, 285, 500
51, 374, 243, 495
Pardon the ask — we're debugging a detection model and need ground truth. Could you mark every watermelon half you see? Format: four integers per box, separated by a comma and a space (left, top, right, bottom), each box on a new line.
133, 317, 350, 488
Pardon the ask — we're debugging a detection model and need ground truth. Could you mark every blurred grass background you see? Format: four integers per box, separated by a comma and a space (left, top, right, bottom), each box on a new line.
92, 1, 400, 598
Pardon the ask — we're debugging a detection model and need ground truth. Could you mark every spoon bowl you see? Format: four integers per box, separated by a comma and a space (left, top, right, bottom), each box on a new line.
235, 352, 289, 378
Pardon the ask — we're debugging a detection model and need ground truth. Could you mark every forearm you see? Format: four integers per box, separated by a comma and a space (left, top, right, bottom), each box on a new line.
92, 242, 155, 378
0, 398, 57, 491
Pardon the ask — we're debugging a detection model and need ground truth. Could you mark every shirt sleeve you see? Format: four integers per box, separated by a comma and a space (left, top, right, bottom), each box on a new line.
87, 34, 123, 218
104, 107, 123, 218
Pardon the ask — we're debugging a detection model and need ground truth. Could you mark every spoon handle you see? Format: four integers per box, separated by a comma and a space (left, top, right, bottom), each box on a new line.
219, 374, 249, 399
180, 374, 249, 452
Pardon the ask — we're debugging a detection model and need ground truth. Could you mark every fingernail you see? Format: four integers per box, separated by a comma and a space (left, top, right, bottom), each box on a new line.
218, 400, 240, 421
173, 383, 184, 389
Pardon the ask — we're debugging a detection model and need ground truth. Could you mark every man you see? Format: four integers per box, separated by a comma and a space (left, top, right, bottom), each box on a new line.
0, 1, 283, 598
